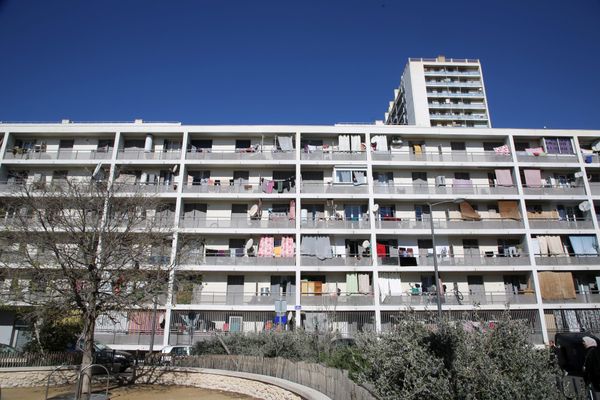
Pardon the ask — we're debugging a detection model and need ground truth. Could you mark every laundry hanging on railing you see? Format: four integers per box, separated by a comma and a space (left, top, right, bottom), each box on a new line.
371, 135, 388, 151
346, 273, 358, 293
568, 236, 598, 256
452, 179, 473, 188
350, 135, 361, 152
498, 200, 521, 220
289, 200, 295, 220
534, 236, 565, 256
524, 169, 542, 187
339, 135, 350, 151
459, 202, 481, 220
525, 147, 545, 156
378, 273, 402, 297
494, 169, 513, 186
277, 136, 294, 151
493, 144, 510, 155
301, 236, 333, 259
358, 274, 370, 294
260, 177, 295, 193
538, 271, 576, 300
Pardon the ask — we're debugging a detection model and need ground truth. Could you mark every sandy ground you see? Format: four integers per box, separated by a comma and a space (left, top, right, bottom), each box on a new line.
1, 384, 258, 400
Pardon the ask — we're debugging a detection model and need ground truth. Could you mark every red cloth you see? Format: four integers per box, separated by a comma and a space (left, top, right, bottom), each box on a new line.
377, 243, 387, 257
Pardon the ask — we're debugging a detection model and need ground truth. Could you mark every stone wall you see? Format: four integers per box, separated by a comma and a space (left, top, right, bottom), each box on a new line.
0, 367, 78, 388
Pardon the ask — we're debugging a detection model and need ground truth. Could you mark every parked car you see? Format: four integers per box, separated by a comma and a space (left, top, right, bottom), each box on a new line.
77, 340, 135, 373
159, 345, 192, 365
0, 343, 20, 354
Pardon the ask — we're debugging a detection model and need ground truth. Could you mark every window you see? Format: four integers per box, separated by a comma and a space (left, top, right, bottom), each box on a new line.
344, 205, 367, 221
231, 204, 248, 215
233, 171, 249, 184
98, 139, 112, 152
455, 172, 470, 180
379, 205, 395, 219
190, 171, 210, 185
59, 140, 74, 150
412, 172, 427, 183
514, 142, 529, 152
544, 137, 574, 155
451, 142, 466, 151
415, 205, 430, 221
334, 168, 367, 184
302, 171, 324, 182
273, 171, 295, 181
483, 142, 505, 151
124, 139, 145, 149
376, 172, 394, 184
235, 140, 251, 149
189, 139, 212, 150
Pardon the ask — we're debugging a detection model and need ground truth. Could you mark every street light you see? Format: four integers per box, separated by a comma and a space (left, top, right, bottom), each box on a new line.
426, 198, 465, 322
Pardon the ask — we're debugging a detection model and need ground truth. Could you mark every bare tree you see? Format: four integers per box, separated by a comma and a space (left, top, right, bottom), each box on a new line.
0, 176, 175, 397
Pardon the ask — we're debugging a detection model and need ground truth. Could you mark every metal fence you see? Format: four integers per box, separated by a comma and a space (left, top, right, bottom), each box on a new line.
0, 352, 82, 368
173, 354, 377, 400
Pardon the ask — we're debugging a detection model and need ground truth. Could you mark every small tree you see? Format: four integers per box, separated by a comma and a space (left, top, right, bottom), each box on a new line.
0, 177, 174, 396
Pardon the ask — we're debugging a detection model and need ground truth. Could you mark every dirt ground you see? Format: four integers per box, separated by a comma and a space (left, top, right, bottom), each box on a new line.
1, 384, 258, 400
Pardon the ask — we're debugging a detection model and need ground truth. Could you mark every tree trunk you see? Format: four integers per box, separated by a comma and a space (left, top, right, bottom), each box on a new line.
79, 314, 96, 400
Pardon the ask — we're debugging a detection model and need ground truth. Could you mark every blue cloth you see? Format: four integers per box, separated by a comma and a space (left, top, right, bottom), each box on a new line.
569, 236, 598, 255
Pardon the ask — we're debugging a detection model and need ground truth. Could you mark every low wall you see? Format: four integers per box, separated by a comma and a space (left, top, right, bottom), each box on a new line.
0, 366, 318, 400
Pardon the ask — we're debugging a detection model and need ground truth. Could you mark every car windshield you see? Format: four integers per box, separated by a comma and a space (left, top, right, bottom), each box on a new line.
0, 343, 18, 354
94, 342, 110, 351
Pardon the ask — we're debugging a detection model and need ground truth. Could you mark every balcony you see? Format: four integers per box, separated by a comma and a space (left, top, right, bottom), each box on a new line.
427, 103, 487, 110
301, 219, 370, 230
180, 254, 295, 267
300, 292, 374, 307
186, 149, 295, 161
426, 81, 482, 88
528, 219, 594, 230
301, 150, 367, 161
371, 150, 511, 163
4, 149, 113, 161
380, 291, 537, 306
516, 152, 578, 163
116, 149, 181, 160
424, 70, 481, 77
427, 91, 485, 98
429, 113, 488, 121
522, 185, 585, 196
95, 331, 164, 346
173, 291, 295, 306
377, 254, 530, 267
301, 255, 372, 267
588, 183, 600, 196
180, 216, 295, 229
535, 254, 600, 266
375, 218, 524, 230
372, 183, 518, 196
300, 183, 369, 195
117, 183, 178, 193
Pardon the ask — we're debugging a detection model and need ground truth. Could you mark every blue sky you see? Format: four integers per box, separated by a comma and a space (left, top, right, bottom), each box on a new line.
0, 0, 599, 128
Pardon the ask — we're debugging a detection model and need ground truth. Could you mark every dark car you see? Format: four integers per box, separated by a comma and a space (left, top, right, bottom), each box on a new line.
77, 341, 135, 373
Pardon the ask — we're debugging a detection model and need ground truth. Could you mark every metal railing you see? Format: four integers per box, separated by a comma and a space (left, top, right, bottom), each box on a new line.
588, 183, 600, 195
426, 81, 482, 87
375, 218, 524, 230
116, 183, 178, 193
535, 254, 600, 266
522, 185, 585, 196
94, 331, 165, 346
527, 218, 594, 230
179, 254, 296, 266
300, 292, 375, 306
377, 254, 530, 267
173, 291, 295, 306
301, 150, 367, 161
429, 113, 488, 120
4, 149, 113, 160
182, 183, 295, 194
516, 152, 578, 163
380, 291, 537, 306
300, 182, 369, 194
427, 91, 485, 98
427, 103, 487, 110
372, 183, 518, 196
424, 70, 480, 76
116, 149, 181, 160
301, 255, 372, 267
186, 149, 295, 161
180, 216, 295, 229
371, 150, 510, 163
542, 291, 600, 304
301, 219, 370, 229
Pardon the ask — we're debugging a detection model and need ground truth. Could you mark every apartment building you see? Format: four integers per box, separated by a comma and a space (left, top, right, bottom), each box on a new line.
385, 56, 491, 128
0, 120, 599, 350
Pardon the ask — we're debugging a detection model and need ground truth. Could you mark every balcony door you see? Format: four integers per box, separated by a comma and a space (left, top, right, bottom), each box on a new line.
226, 275, 244, 305
467, 275, 485, 302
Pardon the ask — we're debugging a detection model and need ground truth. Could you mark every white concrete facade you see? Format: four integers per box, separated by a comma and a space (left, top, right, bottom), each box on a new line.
0, 121, 599, 350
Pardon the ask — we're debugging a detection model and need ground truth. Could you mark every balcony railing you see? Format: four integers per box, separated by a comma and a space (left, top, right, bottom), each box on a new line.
426, 81, 482, 88
377, 254, 530, 267
180, 254, 296, 266
301, 150, 367, 161
542, 291, 600, 304
182, 182, 294, 194
429, 113, 488, 121
372, 183, 518, 196
95, 331, 164, 346
301, 219, 370, 229
371, 150, 511, 163
380, 291, 537, 306
528, 218, 594, 230
186, 149, 295, 161
424, 70, 480, 77
427, 103, 487, 110
375, 218, 524, 230
4, 149, 113, 160
588, 183, 600, 195
535, 254, 600, 266
174, 291, 295, 306
516, 152, 578, 163
522, 185, 585, 196
427, 91, 485, 98
116, 149, 181, 160
301, 254, 372, 267
116, 183, 178, 193
180, 216, 295, 229
301, 182, 369, 194
300, 292, 374, 306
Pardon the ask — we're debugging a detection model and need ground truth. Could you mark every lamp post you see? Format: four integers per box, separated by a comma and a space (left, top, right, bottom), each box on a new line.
426, 198, 465, 322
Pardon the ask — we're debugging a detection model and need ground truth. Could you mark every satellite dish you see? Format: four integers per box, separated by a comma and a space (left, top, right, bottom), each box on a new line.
172, 164, 179, 174
92, 163, 103, 179
249, 204, 259, 217
579, 201, 592, 212
245, 238, 254, 250
362, 240, 371, 249
370, 136, 378, 144
592, 141, 600, 152
372, 204, 380, 213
